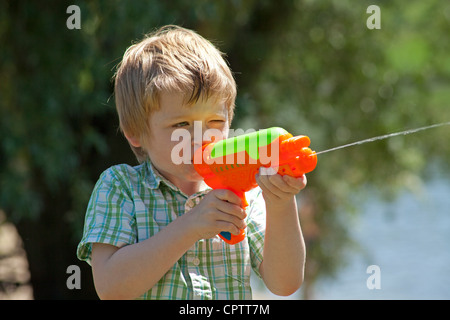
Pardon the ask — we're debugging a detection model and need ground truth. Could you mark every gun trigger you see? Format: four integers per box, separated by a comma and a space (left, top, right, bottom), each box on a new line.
220, 232, 232, 241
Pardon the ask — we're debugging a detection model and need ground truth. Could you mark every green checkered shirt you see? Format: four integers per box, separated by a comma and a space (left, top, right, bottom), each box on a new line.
77, 160, 266, 299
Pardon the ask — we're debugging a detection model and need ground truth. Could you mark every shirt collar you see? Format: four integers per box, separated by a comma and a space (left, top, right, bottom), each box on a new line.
144, 160, 179, 192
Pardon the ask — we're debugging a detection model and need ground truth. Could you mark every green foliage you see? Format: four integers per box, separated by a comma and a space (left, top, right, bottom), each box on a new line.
0, 0, 449, 298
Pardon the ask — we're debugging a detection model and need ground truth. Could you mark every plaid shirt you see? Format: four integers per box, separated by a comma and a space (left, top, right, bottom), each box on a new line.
77, 160, 266, 300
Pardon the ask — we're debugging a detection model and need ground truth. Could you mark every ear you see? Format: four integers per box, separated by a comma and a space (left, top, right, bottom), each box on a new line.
124, 132, 141, 148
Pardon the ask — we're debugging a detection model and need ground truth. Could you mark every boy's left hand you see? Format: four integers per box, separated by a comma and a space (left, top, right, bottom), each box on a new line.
255, 167, 307, 205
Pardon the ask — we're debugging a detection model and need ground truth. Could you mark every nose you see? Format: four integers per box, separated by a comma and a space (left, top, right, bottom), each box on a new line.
191, 121, 219, 148
191, 122, 211, 159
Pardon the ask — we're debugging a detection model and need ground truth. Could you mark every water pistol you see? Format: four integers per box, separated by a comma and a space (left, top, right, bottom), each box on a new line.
193, 127, 317, 245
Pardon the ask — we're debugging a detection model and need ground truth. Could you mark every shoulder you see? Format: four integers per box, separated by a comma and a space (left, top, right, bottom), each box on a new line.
101, 162, 146, 182
98, 162, 146, 188
90, 162, 149, 202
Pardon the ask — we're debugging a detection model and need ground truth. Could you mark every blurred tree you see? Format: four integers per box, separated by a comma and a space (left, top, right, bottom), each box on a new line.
0, 0, 449, 299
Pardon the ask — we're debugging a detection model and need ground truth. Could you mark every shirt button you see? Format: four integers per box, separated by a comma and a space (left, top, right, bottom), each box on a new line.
192, 257, 200, 266
185, 200, 193, 209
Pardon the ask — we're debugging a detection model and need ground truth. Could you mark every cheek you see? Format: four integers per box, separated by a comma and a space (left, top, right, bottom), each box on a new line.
167, 136, 194, 164
147, 133, 179, 161
204, 127, 229, 144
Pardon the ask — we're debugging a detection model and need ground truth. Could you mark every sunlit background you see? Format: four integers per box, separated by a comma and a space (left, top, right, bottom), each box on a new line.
1, 0, 449, 299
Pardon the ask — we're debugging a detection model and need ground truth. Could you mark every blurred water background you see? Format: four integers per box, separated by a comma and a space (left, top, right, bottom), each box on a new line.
253, 168, 450, 300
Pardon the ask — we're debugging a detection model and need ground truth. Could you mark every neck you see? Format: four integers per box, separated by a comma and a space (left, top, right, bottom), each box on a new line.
155, 167, 208, 196
178, 181, 208, 196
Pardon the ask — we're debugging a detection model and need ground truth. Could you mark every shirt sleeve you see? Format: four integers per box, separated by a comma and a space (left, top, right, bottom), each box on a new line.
245, 187, 266, 278
76, 166, 137, 264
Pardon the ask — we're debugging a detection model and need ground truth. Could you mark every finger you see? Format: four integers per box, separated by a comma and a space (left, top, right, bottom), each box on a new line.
283, 174, 307, 190
213, 189, 242, 206
267, 174, 299, 194
215, 213, 247, 233
256, 173, 281, 199
217, 221, 242, 236
217, 200, 246, 219
258, 169, 297, 196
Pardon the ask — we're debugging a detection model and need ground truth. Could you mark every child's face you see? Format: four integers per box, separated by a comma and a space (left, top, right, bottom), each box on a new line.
144, 91, 230, 191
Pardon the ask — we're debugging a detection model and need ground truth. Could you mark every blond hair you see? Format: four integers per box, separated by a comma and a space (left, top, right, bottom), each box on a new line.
114, 25, 237, 162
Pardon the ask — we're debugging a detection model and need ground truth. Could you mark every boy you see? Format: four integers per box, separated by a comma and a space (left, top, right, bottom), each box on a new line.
77, 25, 307, 300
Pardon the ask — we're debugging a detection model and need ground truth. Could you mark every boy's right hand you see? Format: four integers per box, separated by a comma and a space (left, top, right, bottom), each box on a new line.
185, 189, 247, 241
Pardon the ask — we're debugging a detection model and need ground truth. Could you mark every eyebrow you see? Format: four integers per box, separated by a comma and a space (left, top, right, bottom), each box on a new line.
168, 112, 227, 122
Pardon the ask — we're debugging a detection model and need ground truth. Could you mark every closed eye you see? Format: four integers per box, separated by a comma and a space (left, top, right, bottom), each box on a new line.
173, 121, 190, 128
209, 119, 226, 125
